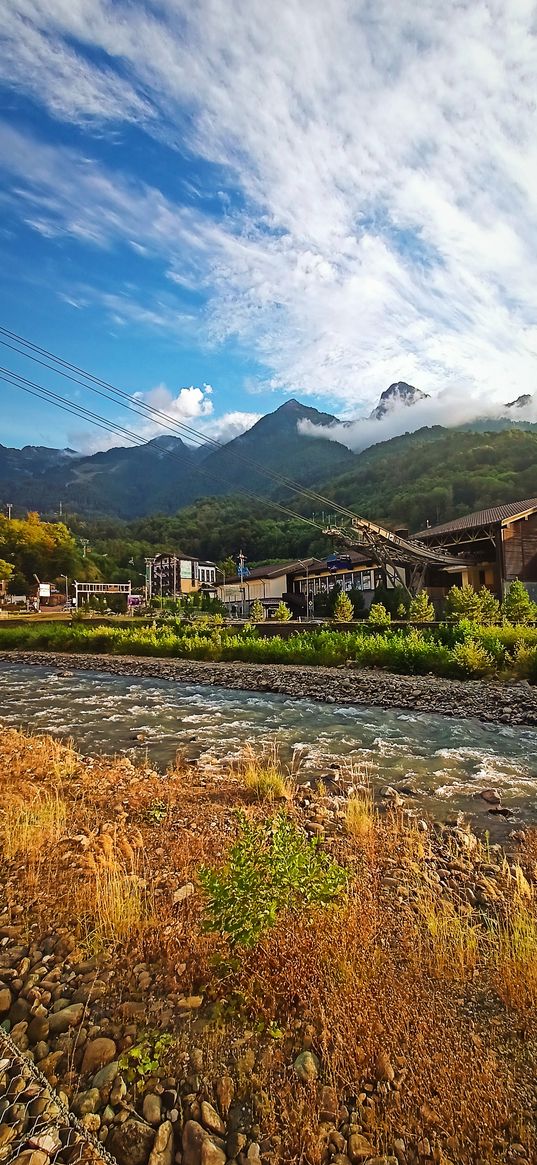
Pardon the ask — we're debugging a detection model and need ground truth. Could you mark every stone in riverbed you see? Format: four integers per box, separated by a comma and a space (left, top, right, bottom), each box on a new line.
480, 789, 501, 805
73, 1087, 101, 1116
201, 1100, 226, 1136
182, 1120, 226, 1165
0, 986, 12, 1014
93, 1060, 120, 1090
215, 1074, 234, 1116
108, 1119, 156, 1165
293, 1050, 320, 1083
48, 1002, 85, 1034
143, 1092, 162, 1126
81, 1036, 117, 1074
348, 1132, 376, 1161
148, 1120, 174, 1165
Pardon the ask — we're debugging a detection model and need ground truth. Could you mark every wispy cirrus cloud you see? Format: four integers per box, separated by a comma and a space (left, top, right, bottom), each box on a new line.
1, 0, 537, 427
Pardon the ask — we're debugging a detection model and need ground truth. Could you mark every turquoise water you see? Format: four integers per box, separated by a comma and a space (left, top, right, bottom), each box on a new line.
1, 662, 537, 833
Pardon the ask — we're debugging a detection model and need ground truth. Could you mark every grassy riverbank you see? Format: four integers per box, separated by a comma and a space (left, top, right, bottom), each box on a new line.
1, 728, 537, 1163
2, 617, 537, 680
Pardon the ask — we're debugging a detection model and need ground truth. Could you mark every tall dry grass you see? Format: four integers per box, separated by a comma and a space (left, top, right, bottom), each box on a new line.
1, 789, 67, 861
238, 743, 294, 802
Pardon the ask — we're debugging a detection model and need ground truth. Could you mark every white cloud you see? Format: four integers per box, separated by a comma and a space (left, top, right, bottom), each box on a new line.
70, 380, 260, 453
300, 392, 537, 454
2, 0, 537, 416
201, 410, 262, 444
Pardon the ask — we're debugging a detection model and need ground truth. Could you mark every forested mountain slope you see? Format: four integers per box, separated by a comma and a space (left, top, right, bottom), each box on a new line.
311, 428, 537, 531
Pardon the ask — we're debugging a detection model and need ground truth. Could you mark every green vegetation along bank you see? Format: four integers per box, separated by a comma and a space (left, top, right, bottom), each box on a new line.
3, 617, 537, 682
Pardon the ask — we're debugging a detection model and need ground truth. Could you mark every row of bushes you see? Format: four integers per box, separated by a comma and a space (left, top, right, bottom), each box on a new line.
3, 617, 537, 679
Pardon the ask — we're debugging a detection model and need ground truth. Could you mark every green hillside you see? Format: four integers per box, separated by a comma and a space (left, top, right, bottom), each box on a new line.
311, 427, 537, 530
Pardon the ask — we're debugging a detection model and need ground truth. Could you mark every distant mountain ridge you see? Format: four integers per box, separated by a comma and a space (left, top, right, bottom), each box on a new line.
0, 400, 354, 519
3, 388, 537, 521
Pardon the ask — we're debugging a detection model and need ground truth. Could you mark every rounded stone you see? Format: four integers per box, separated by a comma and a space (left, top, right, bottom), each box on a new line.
81, 1037, 117, 1075
293, 1050, 320, 1083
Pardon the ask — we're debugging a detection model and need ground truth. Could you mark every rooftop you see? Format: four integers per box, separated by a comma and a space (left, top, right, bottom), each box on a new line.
223, 550, 372, 585
415, 498, 537, 539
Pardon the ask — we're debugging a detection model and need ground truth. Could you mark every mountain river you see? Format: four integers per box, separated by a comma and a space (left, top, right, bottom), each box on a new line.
1, 661, 537, 836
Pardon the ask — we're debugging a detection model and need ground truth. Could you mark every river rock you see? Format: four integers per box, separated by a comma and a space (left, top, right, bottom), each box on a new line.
108, 1118, 156, 1165
27, 1015, 49, 1043
73, 1087, 101, 1116
148, 1120, 174, 1165
81, 1036, 117, 1074
143, 1092, 163, 1126
182, 1120, 226, 1165
93, 1060, 120, 1090
201, 1100, 226, 1135
480, 789, 501, 804
48, 1002, 85, 1034
0, 985, 12, 1014
293, 1050, 320, 1082
320, 1084, 338, 1122
348, 1132, 376, 1161
215, 1074, 234, 1116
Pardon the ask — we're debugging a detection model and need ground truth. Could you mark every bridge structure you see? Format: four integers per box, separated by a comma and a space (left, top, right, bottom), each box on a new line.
323, 516, 473, 594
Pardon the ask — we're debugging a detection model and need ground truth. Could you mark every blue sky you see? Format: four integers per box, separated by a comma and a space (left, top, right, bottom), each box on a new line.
1, 1, 537, 453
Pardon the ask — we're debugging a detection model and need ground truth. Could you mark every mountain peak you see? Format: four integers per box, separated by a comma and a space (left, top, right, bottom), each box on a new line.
506, 393, 533, 409
369, 381, 430, 420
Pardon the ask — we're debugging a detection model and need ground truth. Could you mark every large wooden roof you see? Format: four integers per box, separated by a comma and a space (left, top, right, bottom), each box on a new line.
415, 498, 537, 539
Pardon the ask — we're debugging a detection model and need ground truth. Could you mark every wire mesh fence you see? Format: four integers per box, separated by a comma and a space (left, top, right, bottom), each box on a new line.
0, 1029, 117, 1165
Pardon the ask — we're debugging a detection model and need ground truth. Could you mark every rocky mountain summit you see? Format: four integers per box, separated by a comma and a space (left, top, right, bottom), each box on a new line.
369, 381, 430, 420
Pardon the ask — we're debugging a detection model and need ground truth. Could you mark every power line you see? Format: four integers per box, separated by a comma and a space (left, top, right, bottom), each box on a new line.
0, 325, 363, 523
0, 367, 323, 533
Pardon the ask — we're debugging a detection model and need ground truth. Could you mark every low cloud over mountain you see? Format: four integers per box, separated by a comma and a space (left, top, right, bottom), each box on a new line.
299, 384, 537, 453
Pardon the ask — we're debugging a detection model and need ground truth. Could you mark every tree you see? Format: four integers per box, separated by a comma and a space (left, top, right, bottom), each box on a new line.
0, 513, 86, 588
0, 558, 13, 581
408, 591, 435, 622
217, 556, 237, 580
368, 602, 391, 627
477, 587, 501, 626
333, 591, 354, 622
347, 588, 365, 618
444, 584, 481, 622
274, 601, 292, 621
502, 579, 537, 625
250, 599, 265, 621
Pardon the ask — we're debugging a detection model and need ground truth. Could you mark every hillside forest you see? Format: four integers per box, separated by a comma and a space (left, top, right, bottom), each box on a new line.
3, 427, 537, 589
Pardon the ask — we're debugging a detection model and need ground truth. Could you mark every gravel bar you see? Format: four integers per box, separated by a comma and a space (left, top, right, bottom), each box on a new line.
1, 649, 537, 727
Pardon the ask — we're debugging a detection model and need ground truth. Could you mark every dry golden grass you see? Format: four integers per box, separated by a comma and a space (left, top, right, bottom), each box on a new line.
2, 726, 537, 1163
83, 856, 154, 950
345, 788, 375, 843
416, 891, 480, 980
1, 788, 67, 861
493, 903, 537, 1010
238, 743, 294, 802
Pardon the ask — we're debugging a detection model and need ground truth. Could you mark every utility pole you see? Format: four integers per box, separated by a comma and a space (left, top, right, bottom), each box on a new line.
80, 538, 90, 559
145, 557, 154, 602
6, 503, 12, 521
59, 501, 63, 518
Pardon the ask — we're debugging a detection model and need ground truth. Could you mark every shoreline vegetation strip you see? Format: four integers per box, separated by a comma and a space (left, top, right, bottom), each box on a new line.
2, 618, 537, 680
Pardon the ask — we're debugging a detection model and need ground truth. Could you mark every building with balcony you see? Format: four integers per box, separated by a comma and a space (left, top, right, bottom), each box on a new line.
147, 552, 216, 599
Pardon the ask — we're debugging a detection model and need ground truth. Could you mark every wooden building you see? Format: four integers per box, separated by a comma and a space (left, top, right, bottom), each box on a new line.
415, 498, 537, 600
